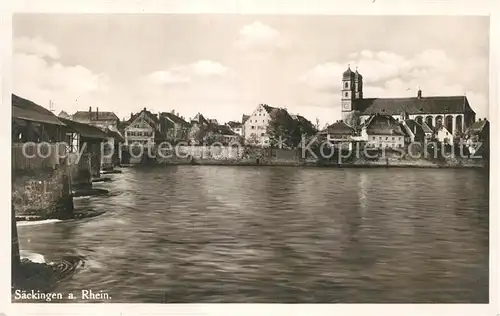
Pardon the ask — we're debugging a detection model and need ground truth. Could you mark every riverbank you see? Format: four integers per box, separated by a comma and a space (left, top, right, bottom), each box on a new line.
145, 158, 486, 169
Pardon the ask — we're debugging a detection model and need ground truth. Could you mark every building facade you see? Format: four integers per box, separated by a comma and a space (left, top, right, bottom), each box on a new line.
72, 107, 120, 131
340, 66, 476, 136
361, 114, 406, 149
160, 111, 190, 142
123, 108, 160, 147
242, 104, 276, 146
226, 121, 243, 136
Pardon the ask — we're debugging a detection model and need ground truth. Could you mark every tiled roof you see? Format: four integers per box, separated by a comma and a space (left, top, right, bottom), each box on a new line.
325, 121, 356, 135
262, 104, 277, 114
161, 112, 189, 126
106, 129, 125, 143
227, 121, 242, 128
191, 113, 209, 125
212, 125, 237, 136
126, 109, 159, 128
242, 115, 250, 124
402, 119, 425, 138
466, 119, 489, 135
59, 117, 108, 139
73, 110, 119, 121
355, 95, 474, 116
364, 114, 406, 136
12, 94, 65, 126
421, 122, 433, 134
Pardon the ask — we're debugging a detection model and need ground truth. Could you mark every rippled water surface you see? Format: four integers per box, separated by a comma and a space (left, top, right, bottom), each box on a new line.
17, 166, 489, 303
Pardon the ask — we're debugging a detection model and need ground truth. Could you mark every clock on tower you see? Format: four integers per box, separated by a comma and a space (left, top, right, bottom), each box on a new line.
342, 100, 351, 111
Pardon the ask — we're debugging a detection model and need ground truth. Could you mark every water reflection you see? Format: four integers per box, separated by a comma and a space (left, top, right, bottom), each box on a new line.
16, 166, 489, 303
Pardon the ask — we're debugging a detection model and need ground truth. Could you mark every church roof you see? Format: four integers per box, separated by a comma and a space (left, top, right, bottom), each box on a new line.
355, 95, 474, 116
343, 66, 354, 79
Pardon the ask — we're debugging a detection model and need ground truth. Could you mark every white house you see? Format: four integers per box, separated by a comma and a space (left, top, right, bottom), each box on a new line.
242, 104, 277, 146
124, 107, 160, 147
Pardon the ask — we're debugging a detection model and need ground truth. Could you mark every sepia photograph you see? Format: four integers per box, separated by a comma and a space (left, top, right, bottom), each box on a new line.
7, 5, 494, 311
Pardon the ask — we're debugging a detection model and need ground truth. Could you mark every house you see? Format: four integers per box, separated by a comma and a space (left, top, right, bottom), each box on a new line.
465, 118, 489, 155
421, 121, 434, 141
400, 119, 425, 144
72, 107, 120, 131
435, 125, 454, 145
340, 65, 476, 135
59, 117, 108, 178
209, 125, 241, 145
242, 104, 279, 146
123, 107, 161, 147
361, 114, 406, 149
226, 121, 243, 136
320, 120, 360, 151
160, 110, 190, 142
58, 110, 71, 120
207, 118, 219, 125
188, 113, 211, 144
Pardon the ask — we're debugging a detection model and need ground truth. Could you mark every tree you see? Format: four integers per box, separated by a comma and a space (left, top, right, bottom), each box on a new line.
266, 108, 296, 148
344, 110, 361, 130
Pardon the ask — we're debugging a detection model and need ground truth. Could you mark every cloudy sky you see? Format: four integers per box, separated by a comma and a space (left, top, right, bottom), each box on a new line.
13, 14, 489, 127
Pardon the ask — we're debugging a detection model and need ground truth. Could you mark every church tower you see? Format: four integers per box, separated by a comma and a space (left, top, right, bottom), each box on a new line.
341, 65, 355, 121
341, 65, 363, 122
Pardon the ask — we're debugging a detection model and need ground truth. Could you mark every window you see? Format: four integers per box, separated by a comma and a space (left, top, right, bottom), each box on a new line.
398, 144, 402, 148
345, 82, 348, 88
263, 120, 265, 123
345, 92, 348, 97
372, 137, 375, 140
261, 133, 265, 136
251, 126, 255, 129
379, 137, 382, 140
385, 137, 388, 140
398, 137, 401, 141
392, 137, 395, 140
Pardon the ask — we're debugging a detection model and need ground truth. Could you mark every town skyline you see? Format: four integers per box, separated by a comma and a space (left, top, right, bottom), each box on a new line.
13, 15, 489, 127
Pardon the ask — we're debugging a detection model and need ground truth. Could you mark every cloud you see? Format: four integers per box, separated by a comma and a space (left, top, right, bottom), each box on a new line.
13, 37, 111, 112
299, 49, 488, 119
14, 36, 61, 59
235, 21, 285, 51
148, 60, 233, 85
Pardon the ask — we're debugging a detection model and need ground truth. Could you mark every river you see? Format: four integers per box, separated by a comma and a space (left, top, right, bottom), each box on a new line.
16, 166, 489, 303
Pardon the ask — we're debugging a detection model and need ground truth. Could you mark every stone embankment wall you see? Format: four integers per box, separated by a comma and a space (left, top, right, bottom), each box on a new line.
153, 145, 485, 168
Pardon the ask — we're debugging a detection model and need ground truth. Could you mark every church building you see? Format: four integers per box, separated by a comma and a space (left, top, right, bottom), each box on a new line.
340, 65, 477, 136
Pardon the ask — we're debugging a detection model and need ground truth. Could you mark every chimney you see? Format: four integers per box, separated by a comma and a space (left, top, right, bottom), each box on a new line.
96, 107, 99, 120
143, 107, 146, 111
478, 118, 482, 121
171, 109, 175, 114
89, 106, 92, 113
417, 89, 422, 99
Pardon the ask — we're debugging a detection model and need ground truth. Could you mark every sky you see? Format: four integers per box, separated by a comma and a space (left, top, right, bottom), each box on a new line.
12, 14, 490, 127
